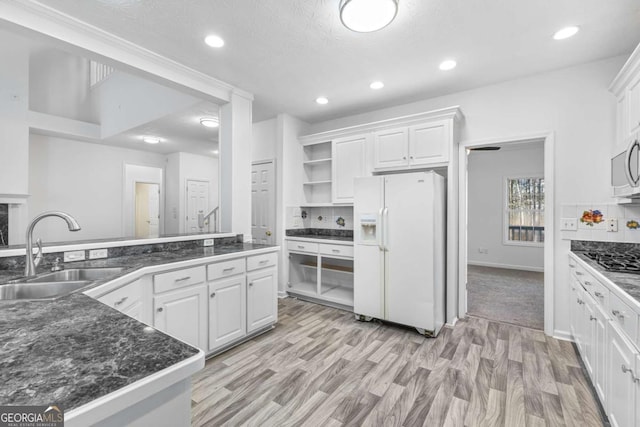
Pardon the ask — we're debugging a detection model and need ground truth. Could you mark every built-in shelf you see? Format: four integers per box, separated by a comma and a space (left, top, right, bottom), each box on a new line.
288, 281, 317, 295
301, 262, 353, 274
297, 203, 336, 208
303, 158, 331, 166
303, 180, 332, 186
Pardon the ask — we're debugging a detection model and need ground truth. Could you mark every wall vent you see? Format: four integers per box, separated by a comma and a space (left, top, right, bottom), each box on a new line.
90, 61, 114, 88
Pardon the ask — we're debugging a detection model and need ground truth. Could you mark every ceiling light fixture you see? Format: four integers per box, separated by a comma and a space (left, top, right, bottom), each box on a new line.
316, 96, 329, 105
142, 136, 160, 144
370, 81, 385, 90
553, 26, 579, 40
200, 117, 219, 128
212, 150, 219, 155
204, 34, 225, 48
339, 0, 399, 33
439, 60, 457, 71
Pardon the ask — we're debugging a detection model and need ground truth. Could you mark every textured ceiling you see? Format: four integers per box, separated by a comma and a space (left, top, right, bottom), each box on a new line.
35, 0, 640, 123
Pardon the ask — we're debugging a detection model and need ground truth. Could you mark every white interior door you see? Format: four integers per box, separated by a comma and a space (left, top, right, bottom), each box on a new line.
251, 161, 275, 244
186, 180, 209, 233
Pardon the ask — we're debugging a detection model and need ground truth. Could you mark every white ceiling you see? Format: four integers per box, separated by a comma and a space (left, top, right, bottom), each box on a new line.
34, 0, 640, 123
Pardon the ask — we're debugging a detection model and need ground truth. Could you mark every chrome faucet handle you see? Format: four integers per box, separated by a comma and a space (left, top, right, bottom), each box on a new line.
33, 238, 43, 268
51, 257, 64, 272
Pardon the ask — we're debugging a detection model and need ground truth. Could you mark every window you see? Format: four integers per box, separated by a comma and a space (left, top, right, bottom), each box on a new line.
505, 177, 544, 245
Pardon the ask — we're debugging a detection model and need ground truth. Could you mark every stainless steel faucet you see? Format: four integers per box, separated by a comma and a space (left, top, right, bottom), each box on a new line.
25, 211, 81, 277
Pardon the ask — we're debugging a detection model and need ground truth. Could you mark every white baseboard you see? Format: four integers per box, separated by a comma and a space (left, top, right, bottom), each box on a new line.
277, 290, 288, 299
467, 260, 544, 273
445, 317, 459, 328
552, 329, 573, 342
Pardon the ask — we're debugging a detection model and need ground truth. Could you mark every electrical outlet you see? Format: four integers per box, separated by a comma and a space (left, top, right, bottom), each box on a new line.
89, 249, 108, 259
608, 218, 619, 232
478, 248, 488, 254
64, 250, 85, 262
203, 238, 214, 247
561, 218, 578, 231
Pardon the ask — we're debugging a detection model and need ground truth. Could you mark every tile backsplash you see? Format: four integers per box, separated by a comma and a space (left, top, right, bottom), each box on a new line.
561, 203, 640, 243
286, 206, 354, 230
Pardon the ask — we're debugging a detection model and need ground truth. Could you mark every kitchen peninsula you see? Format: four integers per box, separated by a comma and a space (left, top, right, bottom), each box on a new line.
0, 234, 279, 427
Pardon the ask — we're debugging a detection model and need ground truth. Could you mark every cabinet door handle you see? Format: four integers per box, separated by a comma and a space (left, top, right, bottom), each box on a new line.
584, 281, 592, 286
576, 271, 583, 276
157, 307, 163, 313
594, 292, 604, 298
223, 267, 235, 272
577, 299, 584, 305
249, 282, 253, 286
210, 292, 216, 298
622, 365, 639, 382
297, 245, 305, 249
259, 260, 269, 264
590, 315, 597, 321
403, 156, 407, 160
332, 249, 340, 253
410, 156, 414, 159
114, 296, 128, 306
612, 309, 624, 318
175, 276, 191, 282
569, 264, 576, 269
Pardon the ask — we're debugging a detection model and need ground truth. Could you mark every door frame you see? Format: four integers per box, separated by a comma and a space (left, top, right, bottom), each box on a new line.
458, 131, 555, 336
123, 162, 164, 237
251, 159, 277, 244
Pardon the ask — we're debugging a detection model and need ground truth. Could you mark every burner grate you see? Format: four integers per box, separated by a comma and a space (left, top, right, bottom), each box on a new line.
585, 251, 640, 274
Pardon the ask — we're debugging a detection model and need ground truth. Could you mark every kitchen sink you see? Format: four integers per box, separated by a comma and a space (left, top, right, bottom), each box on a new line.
0, 280, 92, 300
25, 267, 128, 283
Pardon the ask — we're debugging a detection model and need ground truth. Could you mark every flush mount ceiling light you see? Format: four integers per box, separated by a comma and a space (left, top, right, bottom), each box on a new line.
316, 96, 329, 105
439, 60, 457, 71
339, 0, 399, 33
370, 81, 385, 90
142, 136, 160, 144
200, 117, 219, 128
204, 34, 225, 48
553, 26, 579, 40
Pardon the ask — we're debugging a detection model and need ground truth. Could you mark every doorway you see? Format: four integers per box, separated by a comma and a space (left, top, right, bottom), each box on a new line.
251, 160, 276, 244
459, 134, 554, 333
135, 182, 160, 238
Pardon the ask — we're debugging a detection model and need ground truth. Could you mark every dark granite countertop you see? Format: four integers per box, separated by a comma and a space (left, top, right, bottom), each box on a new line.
0, 242, 277, 411
572, 251, 640, 305
286, 234, 353, 242
286, 228, 353, 243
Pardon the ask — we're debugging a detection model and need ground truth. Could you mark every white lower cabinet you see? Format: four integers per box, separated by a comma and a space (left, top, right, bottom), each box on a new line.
154, 285, 208, 350
208, 275, 246, 351
121, 300, 143, 322
247, 268, 277, 333
608, 322, 637, 427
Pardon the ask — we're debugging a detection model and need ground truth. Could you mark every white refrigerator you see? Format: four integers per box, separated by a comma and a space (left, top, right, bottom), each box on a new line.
353, 171, 445, 336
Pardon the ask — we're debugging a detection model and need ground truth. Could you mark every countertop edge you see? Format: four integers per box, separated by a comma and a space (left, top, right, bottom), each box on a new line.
570, 251, 640, 313
65, 350, 205, 426
285, 236, 353, 245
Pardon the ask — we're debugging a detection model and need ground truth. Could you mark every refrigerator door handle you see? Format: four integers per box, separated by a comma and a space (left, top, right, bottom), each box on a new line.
377, 207, 384, 251
382, 207, 389, 251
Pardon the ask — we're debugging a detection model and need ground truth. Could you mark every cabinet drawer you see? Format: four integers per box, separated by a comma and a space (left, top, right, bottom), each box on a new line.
247, 252, 278, 271
208, 258, 245, 281
287, 241, 319, 254
154, 266, 206, 293
583, 277, 609, 310
99, 280, 142, 312
610, 292, 638, 346
319, 243, 354, 258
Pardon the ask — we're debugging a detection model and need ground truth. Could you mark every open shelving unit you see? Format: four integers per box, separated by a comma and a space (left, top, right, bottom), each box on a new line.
302, 141, 332, 205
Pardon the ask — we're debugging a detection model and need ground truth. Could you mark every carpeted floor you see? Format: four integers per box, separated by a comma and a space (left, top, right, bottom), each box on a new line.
467, 264, 544, 330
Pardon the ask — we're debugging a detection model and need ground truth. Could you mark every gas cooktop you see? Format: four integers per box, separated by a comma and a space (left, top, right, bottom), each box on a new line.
585, 251, 640, 274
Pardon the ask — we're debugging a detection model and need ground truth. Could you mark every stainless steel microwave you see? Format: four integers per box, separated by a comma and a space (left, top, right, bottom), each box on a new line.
612, 136, 640, 198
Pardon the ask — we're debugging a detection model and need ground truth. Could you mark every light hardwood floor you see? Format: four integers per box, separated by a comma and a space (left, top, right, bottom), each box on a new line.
191, 298, 606, 426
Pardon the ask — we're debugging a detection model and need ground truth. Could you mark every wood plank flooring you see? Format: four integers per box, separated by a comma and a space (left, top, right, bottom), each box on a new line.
191, 298, 606, 426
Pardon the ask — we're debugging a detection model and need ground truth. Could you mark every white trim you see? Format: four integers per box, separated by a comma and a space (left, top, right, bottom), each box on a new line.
458, 131, 555, 337
467, 261, 544, 273
0, 0, 252, 102
552, 330, 573, 342
0, 232, 236, 258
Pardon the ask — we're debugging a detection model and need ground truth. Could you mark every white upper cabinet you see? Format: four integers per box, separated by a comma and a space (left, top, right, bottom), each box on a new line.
408, 121, 450, 166
628, 76, 640, 137
610, 42, 640, 154
332, 134, 370, 204
373, 128, 408, 170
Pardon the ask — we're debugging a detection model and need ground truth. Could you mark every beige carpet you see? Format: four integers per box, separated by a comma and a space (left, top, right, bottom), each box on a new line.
467, 265, 544, 330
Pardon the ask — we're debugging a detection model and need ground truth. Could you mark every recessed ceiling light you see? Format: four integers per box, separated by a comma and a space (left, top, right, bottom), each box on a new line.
316, 97, 329, 105
212, 150, 219, 155
200, 117, 219, 128
204, 34, 225, 48
339, 0, 399, 33
142, 136, 160, 144
439, 60, 457, 71
370, 81, 385, 90
553, 26, 579, 40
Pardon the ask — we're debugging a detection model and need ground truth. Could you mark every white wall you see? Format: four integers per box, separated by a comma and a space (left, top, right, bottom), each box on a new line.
252, 118, 277, 161
306, 55, 627, 337
29, 134, 166, 242
467, 143, 544, 271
